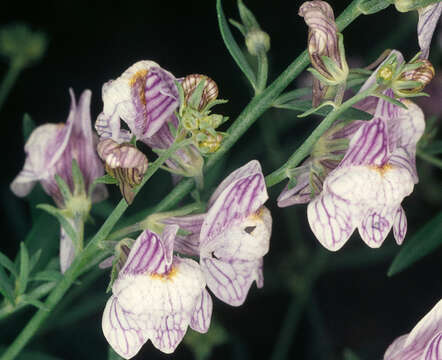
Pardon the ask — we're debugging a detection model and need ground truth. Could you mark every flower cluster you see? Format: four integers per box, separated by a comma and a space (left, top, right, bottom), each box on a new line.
102, 160, 272, 358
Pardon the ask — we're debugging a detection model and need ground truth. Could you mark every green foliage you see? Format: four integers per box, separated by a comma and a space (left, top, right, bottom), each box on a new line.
343, 348, 362, 360
17, 242, 30, 296
22, 114, 35, 142
216, 0, 256, 88
388, 212, 442, 276
184, 321, 229, 360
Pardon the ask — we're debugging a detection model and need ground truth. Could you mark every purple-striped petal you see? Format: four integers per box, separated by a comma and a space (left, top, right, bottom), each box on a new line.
120, 227, 177, 276
358, 207, 396, 248
148, 312, 188, 354
339, 117, 389, 167
384, 300, 442, 360
161, 214, 205, 256
201, 257, 261, 306
97, 60, 179, 142
102, 296, 146, 359
277, 164, 312, 207
418, 3, 442, 59
393, 206, 407, 245
201, 160, 268, 251
190, 289, 213, 333
423, 332, 442, 360
307, 191, 357, 251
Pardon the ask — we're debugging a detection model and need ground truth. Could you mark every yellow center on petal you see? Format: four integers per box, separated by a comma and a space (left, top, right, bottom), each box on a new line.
248, 207, 265, 221
370, 163, 393, 176
129, 69, 149, 105
149, 265, 178, 281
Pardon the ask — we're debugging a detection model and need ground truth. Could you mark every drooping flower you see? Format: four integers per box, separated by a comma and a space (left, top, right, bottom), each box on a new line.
198, 160, 272, 306
299, 1, 348, 106
97, 139, 148, 204
11, 89, 107, 272
307, 93, 425, 251
417, 3, 442, 59
384, 299, 442, 359
95, 60, 179, 143
102, 226, 211, 358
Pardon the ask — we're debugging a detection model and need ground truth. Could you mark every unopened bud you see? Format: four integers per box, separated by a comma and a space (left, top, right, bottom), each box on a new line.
245, 29, 271, 56
377, 64, 395, 84
398, 59, 435, 94
97, 139, 148, 204
183, 74, 218, 111
394, 0, 439, 12
197, 131, 223, 154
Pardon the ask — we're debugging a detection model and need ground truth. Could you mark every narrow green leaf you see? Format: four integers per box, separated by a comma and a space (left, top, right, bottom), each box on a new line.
29, 249, 42, 273
388, 212, 442, 276
93, 174, 118, 185
71, 159, 86, 195
0, 251, 18, 277
373, 93, 407, 109
20, 295, 49, 311
216, 0, 256, 88
30, 270, 62, 283
22, 113, 36, 142
37, 204, 78, 246
0, 265, 15, 305
275, 100, 372, 120
17, 242, 30, 296
54, 175, 71, 201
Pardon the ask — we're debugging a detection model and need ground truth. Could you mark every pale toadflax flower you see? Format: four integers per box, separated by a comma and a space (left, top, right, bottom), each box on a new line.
384, 298, 442, 359
102, 226, 211, 358
95, 60, 179, 143
10, 89, 107, 272
417, 2, 442, 59
97, 138, 148, 204
307, 93, 425, 251
199, 160, 272, 306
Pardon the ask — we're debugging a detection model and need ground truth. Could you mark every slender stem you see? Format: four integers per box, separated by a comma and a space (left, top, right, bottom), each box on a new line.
0, 61, 23, 112
1, 1, 369, 357
106, 223, 142, 242
417, 149, 442, 169
0, 145, 179, 360
255, 51, 268, 94
270, 249, 328, 360
265, 85, 376, 187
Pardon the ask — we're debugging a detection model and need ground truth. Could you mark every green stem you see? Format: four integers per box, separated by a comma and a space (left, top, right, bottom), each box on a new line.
0, 144, 180, 360
270, 249, 328, 360
417, 149, 442, 169
265, 85, 376, 187
0, 61, 23, 112
1, 1, 369, 357
255, 51, 268, 94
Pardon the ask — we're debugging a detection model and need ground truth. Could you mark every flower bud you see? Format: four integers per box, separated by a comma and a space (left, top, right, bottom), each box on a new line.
196, 131, 223, 154
183, 74, 218, 111
377, 64, 395, 85
397, 59, 435, 94
245, 29, 271, 56
97, 139, 148, 204
394, 0, 439, 12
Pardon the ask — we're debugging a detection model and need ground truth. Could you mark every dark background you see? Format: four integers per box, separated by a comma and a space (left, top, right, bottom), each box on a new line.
0, 1, 441, 359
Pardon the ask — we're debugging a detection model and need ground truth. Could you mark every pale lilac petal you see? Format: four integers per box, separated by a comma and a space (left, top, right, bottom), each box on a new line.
162, 214, 205, 256
389, 147, 418, 184
99, 255, 115, 269
10, 158, 38, 197
95, 111, 132, 143
339, 117, 389, 167
405, 300, 442, 350
384, 334, 409, 360
374, 89, 401, 121
277, 166, 312, 207
358, 207, 396, 248
149, 312, 188, 354
256, 259, 264, 288
418, 3, 442, 59
161, 225, 179, 266
201, 257, 261, 306
423, 332, 442, 360
393, 206, 407, 245
120, 229, 170, 276
190, 289, 213, 333
307, 192, 357, 251
102, 296, 146, 359
60, 224, 76, 274
207, 160, 265, 207
201, 160, 268, 250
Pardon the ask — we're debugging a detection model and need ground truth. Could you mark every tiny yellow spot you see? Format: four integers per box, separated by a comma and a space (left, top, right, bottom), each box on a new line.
149, 266, 178, 281
248, 207, 264, 221
370, 163, 393, 176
